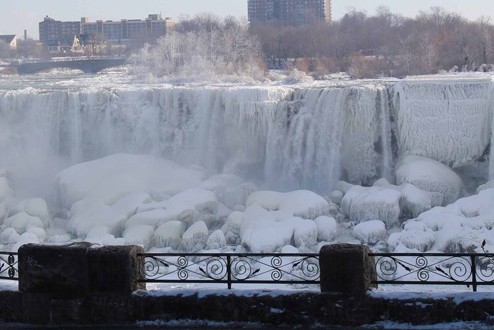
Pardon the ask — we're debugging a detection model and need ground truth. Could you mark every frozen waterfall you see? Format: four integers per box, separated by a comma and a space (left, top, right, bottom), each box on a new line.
0, 74, 493, 200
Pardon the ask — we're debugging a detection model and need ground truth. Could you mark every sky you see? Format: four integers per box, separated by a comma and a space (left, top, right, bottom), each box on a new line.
0, 0, 493, 39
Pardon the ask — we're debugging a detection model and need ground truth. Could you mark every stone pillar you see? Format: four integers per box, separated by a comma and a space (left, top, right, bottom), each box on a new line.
17, 243, 145, 324
319, 244, 377, 295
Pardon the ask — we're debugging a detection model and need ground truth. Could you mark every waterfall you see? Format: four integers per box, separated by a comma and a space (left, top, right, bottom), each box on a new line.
1, 75, 493, 200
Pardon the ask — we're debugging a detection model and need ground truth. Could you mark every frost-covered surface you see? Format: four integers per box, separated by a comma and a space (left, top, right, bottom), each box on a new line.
0, 72, 493, 256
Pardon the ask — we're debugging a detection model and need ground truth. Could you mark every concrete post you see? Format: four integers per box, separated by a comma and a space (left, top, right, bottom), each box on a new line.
319, 244, 377, 295
17, 242, 145, 324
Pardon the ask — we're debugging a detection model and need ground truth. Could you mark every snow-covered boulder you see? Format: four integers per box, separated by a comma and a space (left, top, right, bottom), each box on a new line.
315, 216, 338, 242
388, 221, 435, 252
246, 190, 329, 219
239, 206, 295, 253
393, 188, 494, 253
293, 219, 318, 248
398, 183, 438, 218
181, 221, 209, 252
23, 198, 51, 226
4, 212, 44, 234
223, 211, 243, 245
57, 153, 205, 207
206, 230, 227, 250
126, 209, 166, 228
353, 220, 386, 245
396, 155, 464, 205
0, 228, 19, 245
137, 188, 218, 226
153, 221, 186, 249
12, 232, 40, 252
341, 186, 401, 228
123, 225, 155, 250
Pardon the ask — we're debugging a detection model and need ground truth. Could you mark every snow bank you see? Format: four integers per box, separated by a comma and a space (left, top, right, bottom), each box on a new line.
390, 188, 494, 252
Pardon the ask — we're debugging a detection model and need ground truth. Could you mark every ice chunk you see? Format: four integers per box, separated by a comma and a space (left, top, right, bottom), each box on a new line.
396, 155, 464, 205
223, 211, 243, 245
353, 220, 386, 245
239, 206, 295, 253
4, 212, 44, 234
153, 221, 186, 249
57, 153, 204, 208
23, 198, 51, 226
399, 183, 434, 218
181, 221, 208, 252
126, 209, 166, 228
123, 225, 155, 250
206, 230, 227, 250
341, 186, 401, 228
138, 188, 218, 226
12, 232, 40, 252
26, 227, 47, 242
293, 219, 318, 248
315, 216, 338, 242
246, 190, 329, 219
0, 228, 19, 245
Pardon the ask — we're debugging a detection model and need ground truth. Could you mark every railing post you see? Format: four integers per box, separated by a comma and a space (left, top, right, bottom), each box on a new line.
470, 255, 477, 292
227, 255, 232, 290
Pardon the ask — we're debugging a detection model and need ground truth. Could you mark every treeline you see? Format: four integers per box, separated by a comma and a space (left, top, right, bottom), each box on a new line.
252, 6, 494, 78
130, 14, 264, 80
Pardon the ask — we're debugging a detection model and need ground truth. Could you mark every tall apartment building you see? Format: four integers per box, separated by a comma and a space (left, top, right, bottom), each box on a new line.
39, 14, 174, 47
248, 0, 331, 26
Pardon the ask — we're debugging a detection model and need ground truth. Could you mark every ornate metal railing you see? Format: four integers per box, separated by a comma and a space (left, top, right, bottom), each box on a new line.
0, 252, 18, 281
370, 253, 494, 292
137, 253, 320, 289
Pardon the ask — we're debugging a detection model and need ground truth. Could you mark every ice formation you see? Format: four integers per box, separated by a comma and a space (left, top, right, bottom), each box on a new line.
0, 72, 493, 253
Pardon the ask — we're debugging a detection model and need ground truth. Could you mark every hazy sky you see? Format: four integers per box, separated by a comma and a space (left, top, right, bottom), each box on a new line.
0, 0, 493, 39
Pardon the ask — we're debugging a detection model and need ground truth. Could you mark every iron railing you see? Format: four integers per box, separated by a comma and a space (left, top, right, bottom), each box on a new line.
370, 253, 494, 292
0, 252, 18, 281
137, 253, 320, 289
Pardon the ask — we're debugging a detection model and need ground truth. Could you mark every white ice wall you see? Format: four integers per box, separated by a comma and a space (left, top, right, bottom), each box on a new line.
394, 75, 493, 168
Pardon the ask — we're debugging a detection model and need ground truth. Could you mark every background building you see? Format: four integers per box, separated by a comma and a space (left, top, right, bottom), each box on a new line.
248, 0, 331, 26
0, 35, 17, 50
39, 14, 174, 53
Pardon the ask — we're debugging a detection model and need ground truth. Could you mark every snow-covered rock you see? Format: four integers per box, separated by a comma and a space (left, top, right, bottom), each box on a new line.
206, 230, 227, 250
123, 225, 155, 250
396, 155, 464, 205
246, 190, 329, 219
353, 220, 386, 245
4, 212, 44, 234
315, 216, 338, 242
341, 186, 401, 227
181, 221, 209, 252
153, 221, 186, 249
239, 206, 295, 253
0, 227, 19, 245
293, 219, 318, 248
